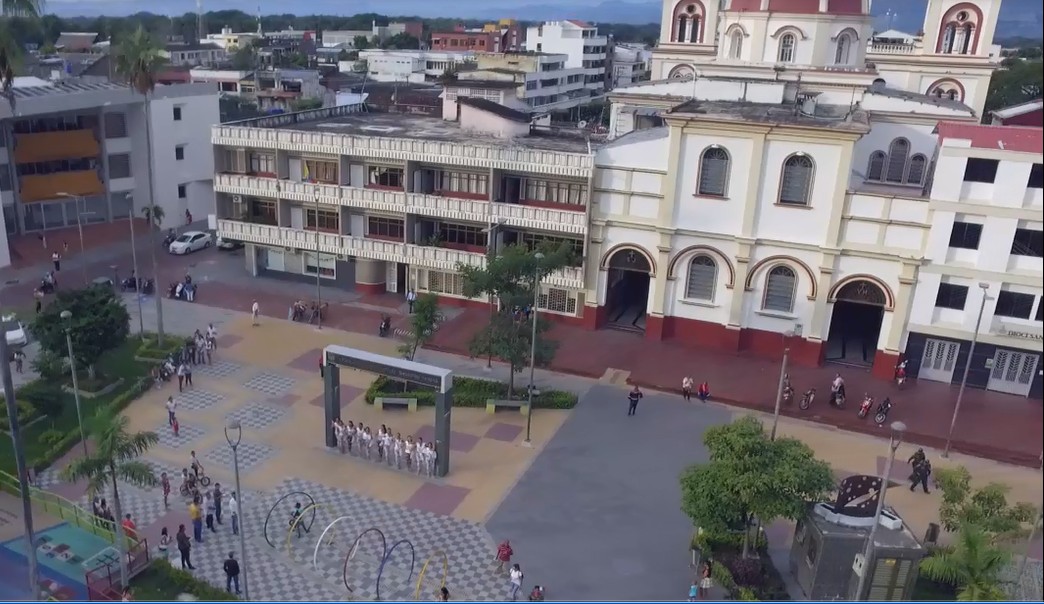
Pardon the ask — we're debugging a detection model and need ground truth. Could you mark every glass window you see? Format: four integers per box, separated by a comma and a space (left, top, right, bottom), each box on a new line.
763, 265, 797, 312
948, 221, 983, 250
730, 31, 743, 59
304, 159, 337, 184
885, 138, 910, 183
108, 154, 131, 179
367, 216, 404, 239
697, 147, 729, 197
779, 155, 814, 206
173, 106, 183, 121
175, 145, 185, 161
778, 33, 796, 63
424, 270, 465, 295
249, 199, 277, 224
306, 208, 339, 231
437, 171, 489, 196
177, 184, 187, 199
934, 283, 969, 310
249, 153, 276, 175
303, 252, 336, 279
995, 290, 1035, 319
867, 151, 885, 181
685, 255, 717, 301
368, 166, 404, 189
537, 286, 578, 314
1011, 228, 1043, 257
440, 223, 487, 248
103, 113, 127, 138
523, 179, 587, 205
963, 158, 999, 183
907, 154, 927, 185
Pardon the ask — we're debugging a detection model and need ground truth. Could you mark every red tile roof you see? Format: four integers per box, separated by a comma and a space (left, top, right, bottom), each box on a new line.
727, 0, 865, 14
565, 19, 592, 28
935, 121, 1044, 154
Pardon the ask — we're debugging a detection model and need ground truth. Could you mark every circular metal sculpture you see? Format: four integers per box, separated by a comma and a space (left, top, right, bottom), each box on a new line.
262, 491, 316, 548
414, 550, 449, 600
286, 503, 325, 553
376, 539, 417, 601
313, 515, 354, 572
342, 527, 388, 595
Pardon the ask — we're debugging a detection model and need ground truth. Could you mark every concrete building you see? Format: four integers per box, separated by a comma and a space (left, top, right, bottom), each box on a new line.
610, 42, 653, 88
202, 26, 261, 51
525, 20, 609, 95
905, 122, 1043, 398
431, 20, 524, 53
322, 21, 425, 48
163, 42, 227, 67
210, 102, 594, 307
354, 50, 474, 83
460, 52, 589, 113
0, 79, 220, 266
190, 68, 324, 110
990, 99, 1044, 126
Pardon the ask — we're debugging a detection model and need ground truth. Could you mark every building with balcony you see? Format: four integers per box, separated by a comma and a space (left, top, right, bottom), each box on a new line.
904, 123, 1043, 398
431, 20, 524, 53
0, 79, 219, 267
354, 50, 475, 83
211, 101, 597, 316
459, 52, 589, 113
610, 42, 653, 88
163, 42, 227, 67
525, 21, 608, 96
202, 26, 261, 51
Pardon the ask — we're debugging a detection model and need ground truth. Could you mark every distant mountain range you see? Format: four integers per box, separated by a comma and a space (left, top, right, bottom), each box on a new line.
45, 0, 1043, 39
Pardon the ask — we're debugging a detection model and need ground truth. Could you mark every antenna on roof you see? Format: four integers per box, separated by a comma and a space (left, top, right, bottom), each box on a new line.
196, 0, 205, 41
256, 4, 263, 35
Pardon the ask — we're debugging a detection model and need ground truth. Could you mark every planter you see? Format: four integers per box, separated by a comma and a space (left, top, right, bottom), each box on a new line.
63, 377, 125, 399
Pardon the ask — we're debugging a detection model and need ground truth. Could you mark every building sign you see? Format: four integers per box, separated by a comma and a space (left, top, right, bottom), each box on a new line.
1002, 326, 1044, 342
324, 346, 451, 391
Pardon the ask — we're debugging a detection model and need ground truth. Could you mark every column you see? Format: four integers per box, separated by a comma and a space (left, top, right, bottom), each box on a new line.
646, 241, 671, 341
582, 235, 604, 329
355, 258, 387, 294
874, 262, 918, 380
244, 244, 259, 276
807, 254, 837, 343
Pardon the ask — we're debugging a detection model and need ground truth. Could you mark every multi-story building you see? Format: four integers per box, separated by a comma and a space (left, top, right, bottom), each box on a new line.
431, 20, 524, 53
163, 42, 227, 67
191, 68, 324, 110
355, 50, 474, 83
202, 26, 261, 51
609, 42, 653, 88
323, 21, 425, 49
210, 101, 594, 309
524, 21, 608, 96
0, 79, 220, 266
905, 122, 1042, 398
459, 52, 588, 113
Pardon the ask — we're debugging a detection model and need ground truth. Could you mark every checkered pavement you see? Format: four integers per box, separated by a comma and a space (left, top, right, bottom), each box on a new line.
242, 372, 296, 396
154, 421, 206, 450
193, 360, 244, 380
202, 441, 275, 473
225, 402, 288, 431
174, 389, 225, 411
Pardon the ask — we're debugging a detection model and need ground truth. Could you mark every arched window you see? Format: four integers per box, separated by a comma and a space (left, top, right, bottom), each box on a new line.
673, 3, 705, 43
685, 255, 717, 301
834, 33, 853, 65
938, 8, 981, 55
907, 154, 927, 185
669, 65, 695, 79
763, 265, 797, 313
697, 147, 730, 197
778, 33, 796, 63
960, 23, 973, 53
942, 23, 957, 53
885, 138, 910, 183
867, 151, 885, 181
778, 155, 814, 206
676, 18, 689, 43
730, 30, 744, 59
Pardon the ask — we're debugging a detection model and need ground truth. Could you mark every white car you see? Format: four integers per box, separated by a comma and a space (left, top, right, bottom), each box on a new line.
4, 315, 27, 348
216, 236, 244, 251
168, 231, 213, 255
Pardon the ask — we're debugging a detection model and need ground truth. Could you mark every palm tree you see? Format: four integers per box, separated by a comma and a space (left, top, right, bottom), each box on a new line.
113, 26, 167, 346
141, 204, 166, 345
61, 410, 159, 590
1, 1, 43, 108
920, 525, 1011, 601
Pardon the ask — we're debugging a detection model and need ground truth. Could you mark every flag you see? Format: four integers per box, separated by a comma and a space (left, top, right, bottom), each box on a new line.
302, 161, 311, 182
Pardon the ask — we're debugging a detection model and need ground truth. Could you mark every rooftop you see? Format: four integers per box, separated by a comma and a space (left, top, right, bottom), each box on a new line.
667, 99, 870, 132
868, 85, 971, 112
250, 108, 600, 154
935, 122, 1044, 154
457, 97, 529, 123
165, 42, 224, 52
990, 98, 1043, 119
448, 79, 522, 90
8, 79, 130, 100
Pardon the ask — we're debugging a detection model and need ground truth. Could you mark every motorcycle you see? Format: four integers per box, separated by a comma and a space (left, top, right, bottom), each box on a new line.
799, 388, 816, 410
120, 276, 138, 292
895, 360, 908, 388
162, 230, 177, 247
38, 278, 55, 294
378, 316, 391, 337
858, 394, 874, 419
782, 374, 794, 406
874, 397, 893, 425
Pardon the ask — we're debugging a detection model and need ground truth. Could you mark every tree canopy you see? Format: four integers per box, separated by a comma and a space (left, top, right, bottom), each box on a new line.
984, 58, 1043, 116
920, 525, 1011, 602
934, 465, 1037, 542
680, 416, 836, 557
31, 286, 130, 378
398, 293, 442, 362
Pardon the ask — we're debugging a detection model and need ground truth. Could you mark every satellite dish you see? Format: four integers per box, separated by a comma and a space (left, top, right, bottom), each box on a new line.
577, 120, 588, 129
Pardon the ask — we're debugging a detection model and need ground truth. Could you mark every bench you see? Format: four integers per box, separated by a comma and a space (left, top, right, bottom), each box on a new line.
486, 399, 530, 416
375, 397, 418, 412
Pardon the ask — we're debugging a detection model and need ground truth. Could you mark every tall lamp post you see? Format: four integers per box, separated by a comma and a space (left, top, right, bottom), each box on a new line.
125, 194, 146, 339
943, 282, 990, 458
59, 310, 89, 456
57, 192, 90, 285
523, 252, 545, 446
224, 420, 250, 600
769, 329, 796, 441
313, 187, 323, 330
855, 420, 906, 601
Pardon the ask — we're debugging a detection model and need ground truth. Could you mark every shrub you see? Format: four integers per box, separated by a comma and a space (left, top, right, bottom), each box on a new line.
38, 429, 66, 447
133, 560, 238, 601
0, 399, 35, 431
363, 375, 578, 409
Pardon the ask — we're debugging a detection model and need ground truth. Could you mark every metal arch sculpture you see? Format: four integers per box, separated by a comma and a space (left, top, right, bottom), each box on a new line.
414, 550, 449, 600
313, 515, 354, 573
286, 503, 325, 553
263, 491, 316, 548
342, 527, 388, 595
376, 539, 417, 602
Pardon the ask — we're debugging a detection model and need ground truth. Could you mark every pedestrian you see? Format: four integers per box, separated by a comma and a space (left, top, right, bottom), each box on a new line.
35, 294, 43, 314
204, 491, 216, 532
166, 396, 177, 426
157, 526, 171, 560
13, 350, 24, 374
699, 560, 714, 598
495, 540, 513, 572
172, 416, 180, 437
290, 501, 306, 538
205, 336, 214, 364
213, 483, 223, 525
907, 448, 926, 467
52, 250, 61, 272
228, 491, 239, 536
688, 580, 698, 602
910, 459, 932, 494
697, 381, 710, 403
682, 375, 693, 401
626, 385, 643, 416
177, 362, 187, 392
121, 514, 137, 540
406, 288, 417, 313
121, 586, 132, 602
437, 586, 450, 601
332, 419, 345, 454
189, 497, 203, 543
161, 472, 171, 509
509, 563, 524, 601
184, 363, 193, 388
207, 323, 217, 347
223, 551, 242, 595
251, 300, 260, 326
62, 240, 69, 254
176, 524, 193, 569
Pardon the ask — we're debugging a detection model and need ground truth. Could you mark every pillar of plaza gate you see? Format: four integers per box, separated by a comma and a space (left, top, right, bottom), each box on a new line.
323, 345, 454, 477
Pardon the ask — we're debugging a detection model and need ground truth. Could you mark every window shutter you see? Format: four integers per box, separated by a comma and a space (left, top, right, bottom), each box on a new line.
780, 157, 813, 205
685, 256, 717, 301
867, 152, 885, 181
764, 267, 797, 312
698, 149, 729, 196
906, 155, 926, 185
885, 139, 909, 183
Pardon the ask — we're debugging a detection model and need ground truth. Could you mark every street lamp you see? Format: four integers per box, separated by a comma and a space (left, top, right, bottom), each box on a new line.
854, 420, 906, 601
125, 194, 146, 339
770, 329, 796, 441
57, 192, 93, 285
59, 310, 89, 457
224, 419, 250, 600
313, 187, 323, 331
943, 282, 990, 458
523, 252, 545, 445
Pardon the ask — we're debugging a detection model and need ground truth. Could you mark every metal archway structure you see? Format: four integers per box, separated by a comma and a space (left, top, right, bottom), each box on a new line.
376, 539, 417, 601
312, 515, 354, 572
414, 550, 449, 600
286, 503, 325, 553
342, 527, 388, 595
263, 491, 316, 548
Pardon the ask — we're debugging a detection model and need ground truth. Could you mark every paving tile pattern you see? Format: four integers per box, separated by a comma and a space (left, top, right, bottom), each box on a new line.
242, 372, 297, 397
192, 360, 244, 379
225, 402, 289, 431
174, 389, 225, 411
154, 421, 207, 449
202, 442, 276, 473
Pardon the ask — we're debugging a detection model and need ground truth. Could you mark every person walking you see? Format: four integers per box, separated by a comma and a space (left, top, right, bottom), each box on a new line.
184, 363, 194, 389
13, 350, 24, 374
910, 459, 932, 494
223, 551, 242, 595
682, 376, 694, 401
251, 300, 260, 326
228, 492, 239, 536
495, 540, 513, 572
213, 483, 223, 525
698, 560, 714, 599
697, 381, 710, 403
160, 472, 171, 509
176, 363, 187, 392
626, 385, 643, 416
165, 396, 177, 426
52, 250, 61, 272
157, 526, 171, 561
406, 289, 417, 313
509, 564, 524, 601
176, 524, 194, 570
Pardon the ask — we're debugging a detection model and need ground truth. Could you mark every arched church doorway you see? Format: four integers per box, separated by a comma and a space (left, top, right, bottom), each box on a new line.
605, 247, 652, 332
825, 280, 888, 366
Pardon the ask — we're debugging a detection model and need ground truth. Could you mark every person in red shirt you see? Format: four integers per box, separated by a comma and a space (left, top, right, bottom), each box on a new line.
697, 382, 710, 403
121, 514, 138, 540
495, 540, 513, 573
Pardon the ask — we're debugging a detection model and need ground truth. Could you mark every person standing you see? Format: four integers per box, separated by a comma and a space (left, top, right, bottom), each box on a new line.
204, 491, 216, 532
223, 551, 242, 595
213, 483, 223, 525
121, 514, 138, 540
509, 564, 524, 601
228, 491, 239, 536
176, 524, 194, 569
189, 498, 203, 543
176, 363, 187, 392
406, 289, 417, 313
697, 381, 710, 403
160, 472, 171, 509
13, 350, 25, 374
165, 396, 177, 426
157, 527, 171, 560
910, 459, 932, 494
52, 250, 61, 272
184, 363, 194, 389
626, 386, 643, 416
682, 376, 694, 401
698, 560, 714, 599
251, 300, 260, 326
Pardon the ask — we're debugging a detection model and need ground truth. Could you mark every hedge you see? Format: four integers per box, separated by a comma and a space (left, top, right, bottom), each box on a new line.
692, 529, 784, 602
132, 559, 238, 601
364, 375, 578, 410
136, 333, 185, 361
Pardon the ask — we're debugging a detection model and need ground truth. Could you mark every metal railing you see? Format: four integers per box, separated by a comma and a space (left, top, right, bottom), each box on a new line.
0, 470, 118, 543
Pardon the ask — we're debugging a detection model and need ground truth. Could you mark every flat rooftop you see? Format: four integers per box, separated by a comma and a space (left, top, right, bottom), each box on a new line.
669, 99, 871, 133
267, 110, 601, 154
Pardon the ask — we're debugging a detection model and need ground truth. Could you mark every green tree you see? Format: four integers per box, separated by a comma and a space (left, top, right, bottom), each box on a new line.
398, 293, 442, 362
31, 286, 130, 380
920, 525, 1011, 601
934, 465, 1036, 542
290, 97, 323, 111
353, 35, 371, 50
231, 42, 256, 70
381, 32, 420, 50
27, 349, 67, 427
984, 59, 1043, 117
457, 243, 573, 397
61, 410, 159, 587
114, 26, 168, 346
1, 0, 44, 111
680, 416, 836, 558
437, 66, 458, 85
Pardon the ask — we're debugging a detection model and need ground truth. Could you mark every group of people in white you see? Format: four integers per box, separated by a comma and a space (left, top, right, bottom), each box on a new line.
330, 419, 438, 477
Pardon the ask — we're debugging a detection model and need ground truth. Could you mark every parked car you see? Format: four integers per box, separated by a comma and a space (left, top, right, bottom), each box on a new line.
3, 315, 27, 348
168, 231, 212, 255
216, 236, 244, 251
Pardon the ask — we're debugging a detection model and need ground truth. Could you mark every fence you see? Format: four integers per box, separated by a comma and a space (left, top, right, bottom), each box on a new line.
0, 470, 117, 542
84, 539, 151, 601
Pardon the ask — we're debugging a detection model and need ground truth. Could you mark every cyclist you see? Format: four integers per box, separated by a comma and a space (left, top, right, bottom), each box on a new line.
289, 502, 307, 538
181, 468, 198, 498
190, 451, 203, 478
